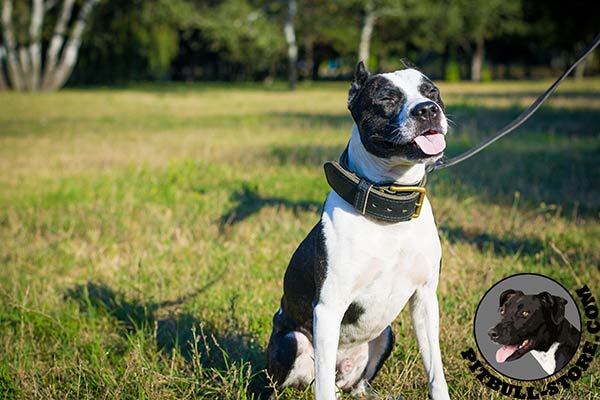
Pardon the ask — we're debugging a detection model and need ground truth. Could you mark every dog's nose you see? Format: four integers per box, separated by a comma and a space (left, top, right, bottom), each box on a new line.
488, 328, 499, 341
411, 101, 439, 121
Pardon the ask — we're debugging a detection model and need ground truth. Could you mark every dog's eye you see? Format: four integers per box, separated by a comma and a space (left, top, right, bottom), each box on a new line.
521, 311, 529, 317
377, 96, 398, 104
428, 88, 439, 98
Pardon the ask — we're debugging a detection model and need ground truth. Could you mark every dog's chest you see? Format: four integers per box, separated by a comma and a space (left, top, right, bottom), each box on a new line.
321, 192, 441, 345
530, 342, 560, 374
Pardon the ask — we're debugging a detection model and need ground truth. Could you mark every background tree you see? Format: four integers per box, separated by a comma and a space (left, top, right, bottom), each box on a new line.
447, 0, 523, 81
283, 0, 297, 88
294, 0, 357, 79
0, 0, 100, 91
73, 0, 200, 84
352, 0, 405, 68
4, 0, 596, 87
522, 0, 600, 80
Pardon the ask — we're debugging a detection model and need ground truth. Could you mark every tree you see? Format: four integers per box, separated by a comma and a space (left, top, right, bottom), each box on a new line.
448, 0, 523, 81
522, 0, 600, 79
283, 0, 297, 88
355, 0, 404, 68
0, 0, 100, 91
338, 0, 449, 73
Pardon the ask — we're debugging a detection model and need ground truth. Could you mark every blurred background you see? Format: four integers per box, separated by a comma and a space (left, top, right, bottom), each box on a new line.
0, 0, 599, 91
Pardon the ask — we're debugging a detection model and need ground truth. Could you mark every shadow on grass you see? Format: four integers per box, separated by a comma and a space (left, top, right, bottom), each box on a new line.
220, 183, 322, 230
65, 280, 269, 398
438, 135, 599, 215
446, 104, 600, 137
439, 225, 546, 258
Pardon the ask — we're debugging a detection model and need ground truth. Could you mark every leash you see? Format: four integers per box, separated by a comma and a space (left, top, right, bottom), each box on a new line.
430, 33, 600, 172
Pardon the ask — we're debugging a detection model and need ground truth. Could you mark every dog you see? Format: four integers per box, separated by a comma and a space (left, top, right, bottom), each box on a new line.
266, 61, 450, 400
488, 289, 580, 375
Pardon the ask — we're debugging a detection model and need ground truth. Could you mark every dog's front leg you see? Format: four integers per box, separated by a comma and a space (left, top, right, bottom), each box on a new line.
313, 302, 343, 400
410, 285, 450, 400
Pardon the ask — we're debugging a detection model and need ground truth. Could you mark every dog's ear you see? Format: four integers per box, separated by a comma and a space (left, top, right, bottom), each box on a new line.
538, 292, 567, 325
499, 289, 523, 309
401, 58, 419, 71
348, 61, 370, 107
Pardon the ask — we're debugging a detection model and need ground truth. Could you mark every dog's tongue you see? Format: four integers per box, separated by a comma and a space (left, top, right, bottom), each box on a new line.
414, 133, 446, 155
496, 345, 518, 363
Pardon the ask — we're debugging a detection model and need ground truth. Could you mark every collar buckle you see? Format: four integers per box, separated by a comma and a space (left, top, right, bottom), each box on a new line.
388, 186, 426, 219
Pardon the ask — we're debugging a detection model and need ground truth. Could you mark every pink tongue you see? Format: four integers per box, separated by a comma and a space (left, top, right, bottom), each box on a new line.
496, 345, 518, 363
413, 133, 446, 155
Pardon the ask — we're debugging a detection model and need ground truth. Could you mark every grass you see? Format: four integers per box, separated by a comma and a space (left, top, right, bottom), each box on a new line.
0, 78, 599, 399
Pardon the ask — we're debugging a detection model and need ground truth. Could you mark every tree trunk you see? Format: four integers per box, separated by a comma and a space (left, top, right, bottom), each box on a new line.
284, 0, 298, 90
1, 0, 96, 91
304, 34, 314, 80
471, 37, 484, 82
28, 0, 44, 90
41, 0, 75, 89
1, 0, 25, 90
574, 54, 591, 80
19, 47, 32, 90
358, 1, 376, 67
44, 0, 99, 91
0, 46, 7, 90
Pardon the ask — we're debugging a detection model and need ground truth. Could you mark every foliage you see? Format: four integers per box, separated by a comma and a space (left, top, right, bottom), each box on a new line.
447, 0, 524, 47
196, 0, 285, 76
72, 0, 199, 83
5, 0, 600, 84
445, 61, 461, 82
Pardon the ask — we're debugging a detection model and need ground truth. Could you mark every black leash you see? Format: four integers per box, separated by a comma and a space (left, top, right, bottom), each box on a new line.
431, 33, 600, 172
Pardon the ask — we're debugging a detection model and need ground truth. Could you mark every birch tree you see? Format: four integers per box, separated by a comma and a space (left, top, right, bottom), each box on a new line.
448, 0, 522, 81
354, 0, 404, 69
357, 1, 375, 65
283, 0, 297, 89
0, 0, 100, 91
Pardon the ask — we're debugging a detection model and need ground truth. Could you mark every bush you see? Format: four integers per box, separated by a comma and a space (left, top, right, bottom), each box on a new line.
445, 61, 461, 82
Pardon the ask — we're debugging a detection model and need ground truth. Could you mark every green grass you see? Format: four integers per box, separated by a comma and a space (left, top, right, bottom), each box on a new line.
0, 79, 599, 399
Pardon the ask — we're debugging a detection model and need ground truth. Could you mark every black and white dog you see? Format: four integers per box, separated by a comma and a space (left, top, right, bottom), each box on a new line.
488, 289, 580, 375
266, 62, 450, 399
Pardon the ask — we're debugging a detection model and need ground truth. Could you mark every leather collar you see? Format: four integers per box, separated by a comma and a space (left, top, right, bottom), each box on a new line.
323, 148, 427, 222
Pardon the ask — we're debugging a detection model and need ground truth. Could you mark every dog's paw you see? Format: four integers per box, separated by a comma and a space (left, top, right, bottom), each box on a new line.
349, 380, 379, 399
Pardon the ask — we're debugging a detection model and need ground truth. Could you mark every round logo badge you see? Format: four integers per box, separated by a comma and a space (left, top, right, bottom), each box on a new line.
473, 273, 582, 381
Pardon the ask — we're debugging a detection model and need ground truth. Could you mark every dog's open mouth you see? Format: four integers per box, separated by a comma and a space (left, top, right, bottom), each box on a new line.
373, 129, 446, 156
495, 338, 534, 363
412, 129, 446, 155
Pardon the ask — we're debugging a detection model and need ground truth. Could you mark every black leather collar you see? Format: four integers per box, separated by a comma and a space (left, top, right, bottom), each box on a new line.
323, 148, 427, 222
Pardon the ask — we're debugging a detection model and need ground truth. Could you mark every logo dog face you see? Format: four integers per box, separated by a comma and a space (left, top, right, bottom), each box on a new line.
488, 289, 567, 363
347, 61, 448, 163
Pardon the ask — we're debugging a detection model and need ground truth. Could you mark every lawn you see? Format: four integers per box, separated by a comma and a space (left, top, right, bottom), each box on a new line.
0, 78, 599, 399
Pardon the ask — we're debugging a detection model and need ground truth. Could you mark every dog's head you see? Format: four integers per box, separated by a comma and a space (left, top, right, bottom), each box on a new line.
347, 61, 447, 164
488, 290, 567, 364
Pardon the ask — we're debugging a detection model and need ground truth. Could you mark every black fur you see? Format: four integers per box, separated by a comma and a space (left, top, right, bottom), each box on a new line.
347, 62, 445, 161
342, 302, 366, 325
488, 290, 580, 373
272, 221, 328, 340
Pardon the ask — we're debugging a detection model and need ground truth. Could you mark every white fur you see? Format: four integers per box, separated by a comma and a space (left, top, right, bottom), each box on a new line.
348, 124, 426, 184
531, 342, 560, 375
380, 69, 448, 143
